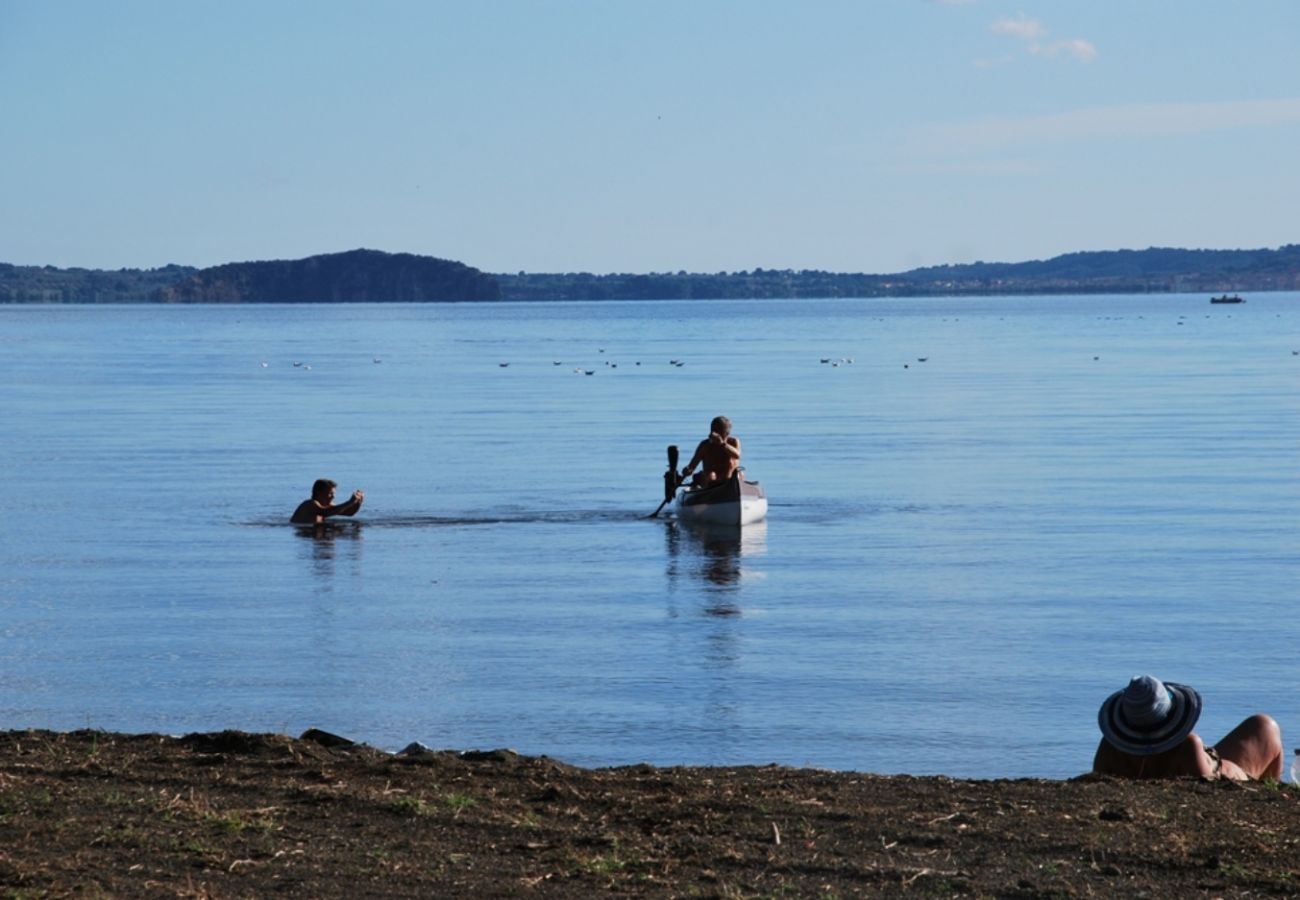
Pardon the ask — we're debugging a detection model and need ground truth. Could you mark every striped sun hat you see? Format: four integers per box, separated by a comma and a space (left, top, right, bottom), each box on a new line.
1097, 675, 1202, 755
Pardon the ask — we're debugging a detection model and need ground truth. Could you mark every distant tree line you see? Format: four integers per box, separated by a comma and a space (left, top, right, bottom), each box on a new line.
496, 245, 1300, 300
496, 269, 890, 300
0, 263, 198, 303
3, 245, 1299, 303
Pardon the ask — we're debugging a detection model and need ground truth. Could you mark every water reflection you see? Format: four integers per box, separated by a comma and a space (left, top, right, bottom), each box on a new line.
664, 520, 767, 609
663, 520, 770, 744
294, 521, 364, 580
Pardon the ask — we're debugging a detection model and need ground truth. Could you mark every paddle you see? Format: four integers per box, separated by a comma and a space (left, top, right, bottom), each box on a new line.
648, 444, 681, 518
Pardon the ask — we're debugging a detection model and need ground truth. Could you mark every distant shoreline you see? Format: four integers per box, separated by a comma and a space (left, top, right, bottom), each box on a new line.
3, 244, 1300, 304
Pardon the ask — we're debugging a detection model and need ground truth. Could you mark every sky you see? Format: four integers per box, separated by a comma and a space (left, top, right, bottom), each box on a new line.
3, 1, 1299, 275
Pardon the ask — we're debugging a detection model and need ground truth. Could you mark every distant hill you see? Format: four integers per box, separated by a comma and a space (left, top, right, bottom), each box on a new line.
155, 249, 499, 303
897, 245, 1300, 294
2, 245, 1299, 303
0, 250, 498, 303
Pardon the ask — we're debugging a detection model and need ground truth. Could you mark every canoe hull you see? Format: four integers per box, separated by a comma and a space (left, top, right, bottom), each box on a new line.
675, 475, 767, 526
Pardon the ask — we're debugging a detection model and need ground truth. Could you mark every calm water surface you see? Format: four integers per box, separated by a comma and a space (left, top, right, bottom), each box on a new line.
2, 295, 1298, 778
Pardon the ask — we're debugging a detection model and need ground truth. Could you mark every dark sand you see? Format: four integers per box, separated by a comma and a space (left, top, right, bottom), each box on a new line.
2, 728, 1297, 897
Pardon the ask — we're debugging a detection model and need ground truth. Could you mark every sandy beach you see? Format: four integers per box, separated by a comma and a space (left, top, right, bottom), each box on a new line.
1, 728, 1296, 897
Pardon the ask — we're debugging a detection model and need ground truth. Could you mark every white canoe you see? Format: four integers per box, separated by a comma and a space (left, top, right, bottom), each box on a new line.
675, 473, 767, 526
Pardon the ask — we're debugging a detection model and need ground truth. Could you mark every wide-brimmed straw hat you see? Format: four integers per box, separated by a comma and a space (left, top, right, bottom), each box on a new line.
1098, 675, 1202, 755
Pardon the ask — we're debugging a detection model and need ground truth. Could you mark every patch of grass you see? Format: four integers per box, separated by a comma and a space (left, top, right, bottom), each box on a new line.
207, 811, 277, 835
443, 792, 478, 814
94, 825, 146, 849
391, 795, 433, 817
576, 838, 646, 878
513, 811, 541, 828
583, 853, 627, 876
167, 838, 215, 856
211, 813, 248, 833
1221, 862, 1253, 880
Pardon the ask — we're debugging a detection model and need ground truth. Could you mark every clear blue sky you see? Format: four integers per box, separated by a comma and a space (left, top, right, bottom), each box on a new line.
3, 1, 1298, 274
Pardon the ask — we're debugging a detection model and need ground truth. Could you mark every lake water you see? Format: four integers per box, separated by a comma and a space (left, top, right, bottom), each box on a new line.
2, 294, 1298, 779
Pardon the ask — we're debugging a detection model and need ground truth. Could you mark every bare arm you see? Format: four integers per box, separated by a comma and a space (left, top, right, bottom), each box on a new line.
327, 490, 364, 518
681, 440, 708, 476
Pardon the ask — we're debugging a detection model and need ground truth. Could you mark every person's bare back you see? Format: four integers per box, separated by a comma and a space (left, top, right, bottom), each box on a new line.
681, 416, 741, 487
1093, 675, 1282, 781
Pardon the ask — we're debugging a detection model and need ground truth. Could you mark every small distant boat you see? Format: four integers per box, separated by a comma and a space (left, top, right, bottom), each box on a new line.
676, 473, 767, 527
1210, 294, 1245, 304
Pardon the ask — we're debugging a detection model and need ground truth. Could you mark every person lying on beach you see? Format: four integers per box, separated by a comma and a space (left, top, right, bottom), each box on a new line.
290, 479, 364, 525
681, 416, 741, 488
1093, 674, 1282, 781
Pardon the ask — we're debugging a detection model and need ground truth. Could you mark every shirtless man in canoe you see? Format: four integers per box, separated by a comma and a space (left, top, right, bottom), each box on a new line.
680, 416, 742, 488
290, 479, 365, 525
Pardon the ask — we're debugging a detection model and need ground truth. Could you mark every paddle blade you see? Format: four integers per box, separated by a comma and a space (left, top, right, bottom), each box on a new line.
664, 445, 680, 502
649, 444, 681, 517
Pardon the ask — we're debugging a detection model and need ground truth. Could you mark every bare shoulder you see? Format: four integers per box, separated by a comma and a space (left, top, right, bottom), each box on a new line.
290, 499, 321, 524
